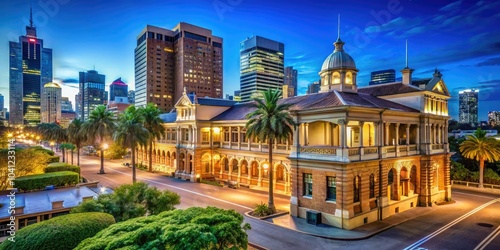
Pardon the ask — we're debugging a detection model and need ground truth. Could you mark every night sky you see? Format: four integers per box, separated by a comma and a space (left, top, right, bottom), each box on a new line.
1, 0, 499, 120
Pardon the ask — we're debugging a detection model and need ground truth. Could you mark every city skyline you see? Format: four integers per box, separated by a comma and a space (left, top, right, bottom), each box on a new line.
1, 0, 499, 120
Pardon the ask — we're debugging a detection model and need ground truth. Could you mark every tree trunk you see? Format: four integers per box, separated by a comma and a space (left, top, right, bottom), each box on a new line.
132, 146, 137, 183
148, 140, 153, 172
99, 149, 105, 174
62, 148, 66, 163
479, 158, 484, 188
77, 146, 80, 166
268, 138, 275, 213
71, 149, 74, 165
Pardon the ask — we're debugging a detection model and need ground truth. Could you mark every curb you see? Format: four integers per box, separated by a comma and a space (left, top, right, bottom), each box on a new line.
244, 207, 437, 241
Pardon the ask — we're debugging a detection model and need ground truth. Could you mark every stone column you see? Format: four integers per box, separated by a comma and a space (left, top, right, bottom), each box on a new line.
385, 122, 390, 146
416, 125, 420, 147
304, 123, 309, 146
228, 126, 232, 149
359, 121, 365, 147
237, 127, 241, 150
339, 119, 347, 148
406, 124, 410, 145
395, 123, 400, 146
257, 166, 262, 187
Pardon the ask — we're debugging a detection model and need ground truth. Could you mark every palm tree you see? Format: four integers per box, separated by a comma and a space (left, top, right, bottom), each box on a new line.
114, 105, 149, 183
81, 105, 116, 174
245, 89, 296, 212
459, 128, 500, 188
140, 103, 166, 172
67, 119, 87, 166
38, 123, 68, 160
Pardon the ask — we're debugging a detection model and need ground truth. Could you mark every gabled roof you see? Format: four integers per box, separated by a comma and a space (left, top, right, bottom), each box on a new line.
358, 82, 421, 96
196, 97, 237, 107
425, 77, 451, 96
159, 112, 177, 123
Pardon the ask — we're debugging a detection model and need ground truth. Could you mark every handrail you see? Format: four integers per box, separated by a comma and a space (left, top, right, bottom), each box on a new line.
451, 180, 500, 189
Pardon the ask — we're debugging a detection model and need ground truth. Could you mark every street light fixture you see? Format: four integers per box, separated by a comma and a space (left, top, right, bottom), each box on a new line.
50, 141, 55, 151
98, 143, 109, 174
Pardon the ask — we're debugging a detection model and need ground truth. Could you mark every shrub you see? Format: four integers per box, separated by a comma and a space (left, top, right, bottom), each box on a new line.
75, 207, 250, 250
14, 171, 79, 191
45, 163, 80, 174
201, 179, 223, 187
0, 212, 115, 250
47, 155, 60, 163
253, 202, 273, 217
31, 146, 54, 156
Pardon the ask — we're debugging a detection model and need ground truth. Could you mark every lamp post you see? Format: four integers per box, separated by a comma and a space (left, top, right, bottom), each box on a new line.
99, 143, 108, 174
50, 141, 55, 151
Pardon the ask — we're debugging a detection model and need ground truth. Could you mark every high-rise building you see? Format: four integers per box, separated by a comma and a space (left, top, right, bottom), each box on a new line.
79, 70, 105, 121
240, 36, 284, 102
61, 97, 73, 112
128, 90, 135, 104
75, 93, 81, 119
369, 69, 396, 85
458, 89, 479, 126
488, 111, 500, 126
306, 80, 320, 94
284, 66, 298, 97
41, 82, 61, 124
233, 90, 241, 102
0, 94, 4, 111
135, 23, 223, 111
9, 8, 53, 126
109, 78, 128, 102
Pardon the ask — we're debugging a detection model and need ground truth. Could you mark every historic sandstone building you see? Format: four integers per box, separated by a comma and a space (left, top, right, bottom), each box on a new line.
137, 36, 452, 229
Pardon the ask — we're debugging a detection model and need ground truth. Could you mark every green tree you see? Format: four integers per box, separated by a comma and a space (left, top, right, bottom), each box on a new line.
245, 89, 296, 212
0, 212, 115, 250
0, 147, 51, 189
140, 103, 165, 172
113, 105, 149, 183
71, 182, 180, 222
74, 207, 251, 250
459, 128, 500, 188
81, 105, 116, 174
59, 143, 74, 163
37, 122, 68, 160
67, 119, 86, 166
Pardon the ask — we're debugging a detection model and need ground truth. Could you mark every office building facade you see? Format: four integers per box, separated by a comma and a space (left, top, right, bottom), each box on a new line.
128, 90, 135, 104
240, 36, 284, 102
109, 78, 128, 102
307, 80, 320, 94
61, 97, 73, 112
458, 89, 479, 126
41, 82, 61, 124
135, 23, 223, 112
79, 70, 105, 121
284, 66, 298, 97
0, 94, 4, 111
488, 111, 500, 126
9, 11, 53, 126
369, 69, 396, 85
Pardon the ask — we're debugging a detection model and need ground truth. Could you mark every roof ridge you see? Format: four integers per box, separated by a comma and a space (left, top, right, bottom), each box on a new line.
333, 90, 347, 105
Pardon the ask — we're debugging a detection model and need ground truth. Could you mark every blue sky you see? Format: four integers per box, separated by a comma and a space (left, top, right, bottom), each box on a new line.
1, 0, 499, 120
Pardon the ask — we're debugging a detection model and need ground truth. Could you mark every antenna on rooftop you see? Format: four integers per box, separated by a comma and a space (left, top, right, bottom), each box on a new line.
337, 14, 341, 39
405, 39, 408, 68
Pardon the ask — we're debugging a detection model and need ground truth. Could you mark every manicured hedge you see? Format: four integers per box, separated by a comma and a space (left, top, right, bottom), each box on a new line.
0, 212, 115, 250
45, 162, 80, 174
14, 171, 79, 191
47, 155, 60, 163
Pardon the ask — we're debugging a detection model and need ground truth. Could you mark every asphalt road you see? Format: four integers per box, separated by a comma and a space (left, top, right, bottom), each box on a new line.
74, 153, 500, 250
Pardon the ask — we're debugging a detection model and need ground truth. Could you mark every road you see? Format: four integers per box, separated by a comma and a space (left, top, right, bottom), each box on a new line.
75, 153, 500, 250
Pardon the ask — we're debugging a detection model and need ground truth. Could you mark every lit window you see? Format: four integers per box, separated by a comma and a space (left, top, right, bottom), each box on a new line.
303, 173, 312, 197
327, 176, 336, 201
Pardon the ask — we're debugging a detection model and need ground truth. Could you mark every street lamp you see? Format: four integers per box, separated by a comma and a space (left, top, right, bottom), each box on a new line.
263, 163, 269, 178
50, 141, 55, 151
99, 143, 109, 174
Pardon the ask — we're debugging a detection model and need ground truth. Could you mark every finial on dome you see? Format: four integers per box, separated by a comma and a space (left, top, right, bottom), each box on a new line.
333, 14, 345, 52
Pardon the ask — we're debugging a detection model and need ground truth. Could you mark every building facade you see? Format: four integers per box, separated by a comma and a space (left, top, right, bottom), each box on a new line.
458, 89, 479, 126
107, 96, 130, 116
307, 80, 320, 94
110, 78, 128, 102
136, 36, 452, 230
9, 11, 53, 126
0, 94, 4, 111
79, 70, 105, 121
128, 90, 135, 104
240, 36, 284, 102
284, 66, 298, 98
369, 69, 396, 85
134, 23, 223, 112
488, 111, 500, 126
40, 82, 61, 124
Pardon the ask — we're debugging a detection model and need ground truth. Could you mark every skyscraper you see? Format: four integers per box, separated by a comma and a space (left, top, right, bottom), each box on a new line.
0, 94, 4, 111
369, 69, 396, 85
41, 82, 61, 123
109, 78, 128, 102
284, 66, 298, 97
61, 97, 73, 112
9, 8, 53, 126
75, 93, 81, 119
458, 89, 479, 126
79, 70, 105, 121
128, 90, 135, 104
134, 23, 223, 111
488, 111, 500, 126
240, 36, 284, 102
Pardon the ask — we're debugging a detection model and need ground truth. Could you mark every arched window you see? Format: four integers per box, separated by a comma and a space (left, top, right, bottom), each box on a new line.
251, 161, 258, 177
346, 72, 353, 84
241, 160, 248, 175
276, 165, 285, 181
232, 159, 238, 172
332, 72, 340, 84
223, 158, 229, 172
388, 169, 394, 185
353, 175, 361, 202
369, 174, 375, 198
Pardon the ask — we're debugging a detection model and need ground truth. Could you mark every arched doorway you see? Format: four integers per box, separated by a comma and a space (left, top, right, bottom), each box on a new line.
240, 159, 248, 177
222, 158, 229, 172
201, 153, 211, 174
400, 167, 408, 196
179, 153, 185, 172
388, 168, 398, 200
410, 165, 417, 194
276, 164, 285, 182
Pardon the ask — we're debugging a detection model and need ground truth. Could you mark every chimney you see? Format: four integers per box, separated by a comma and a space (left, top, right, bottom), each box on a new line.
401, 67, 414, 85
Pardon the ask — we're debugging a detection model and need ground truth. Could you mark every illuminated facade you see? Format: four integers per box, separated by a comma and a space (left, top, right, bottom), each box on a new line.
240, 36, 284, 102
41, 82, 61, 123
109, 78, 128, 102
284, 66, 298, 98
134, 23, 223, 112
79, 70, 105, 121
138, 35, 452, 230
488, 111, 500, 126
458, 89, 479, 126
369, 69, 396, 85
9, 9, 53, 126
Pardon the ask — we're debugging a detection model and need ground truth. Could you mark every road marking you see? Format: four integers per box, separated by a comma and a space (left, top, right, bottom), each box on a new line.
404, 198, 500, 250
453, 191, 500, 200
105, 167, 253, 211
474, 225, 500, 250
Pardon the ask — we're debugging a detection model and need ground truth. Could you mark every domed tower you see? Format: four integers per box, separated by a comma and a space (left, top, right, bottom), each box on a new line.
319, 26, 359, 93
